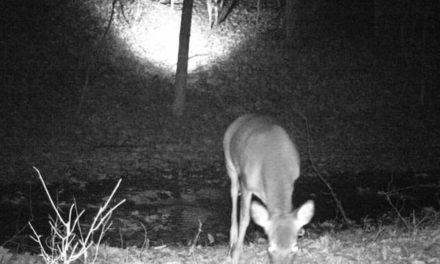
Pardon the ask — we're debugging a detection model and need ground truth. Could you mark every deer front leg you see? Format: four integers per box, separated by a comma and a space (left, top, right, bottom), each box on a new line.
231, 190, 251, 264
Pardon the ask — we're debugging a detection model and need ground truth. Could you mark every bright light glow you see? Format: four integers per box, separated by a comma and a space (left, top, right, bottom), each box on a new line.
93, 1, 236, 74
127, 17, 182, 71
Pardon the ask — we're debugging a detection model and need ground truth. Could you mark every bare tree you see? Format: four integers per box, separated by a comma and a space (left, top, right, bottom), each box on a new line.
172, 0, 194, 116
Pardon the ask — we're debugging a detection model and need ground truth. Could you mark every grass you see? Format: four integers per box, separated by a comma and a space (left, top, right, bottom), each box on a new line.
3, 215, 439, 263
27, 168, 125, 264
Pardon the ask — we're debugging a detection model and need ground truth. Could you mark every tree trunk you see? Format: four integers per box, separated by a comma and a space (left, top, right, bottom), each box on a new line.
172, 0, 194, 116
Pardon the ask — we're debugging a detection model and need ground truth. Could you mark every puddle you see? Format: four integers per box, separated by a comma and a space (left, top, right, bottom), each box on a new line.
0, 170, 439, 252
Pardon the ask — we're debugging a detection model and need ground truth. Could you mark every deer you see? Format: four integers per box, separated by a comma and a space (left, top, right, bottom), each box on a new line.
223, 114, 315, 264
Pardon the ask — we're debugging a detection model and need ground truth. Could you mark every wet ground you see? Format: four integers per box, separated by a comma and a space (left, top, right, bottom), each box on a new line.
1, 168, 439, 253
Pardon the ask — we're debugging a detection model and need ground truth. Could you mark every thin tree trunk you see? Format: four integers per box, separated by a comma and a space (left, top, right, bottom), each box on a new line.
172, 0, 194, 116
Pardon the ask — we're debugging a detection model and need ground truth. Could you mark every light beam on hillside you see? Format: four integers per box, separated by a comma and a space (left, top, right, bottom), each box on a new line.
92, 1, 233, 75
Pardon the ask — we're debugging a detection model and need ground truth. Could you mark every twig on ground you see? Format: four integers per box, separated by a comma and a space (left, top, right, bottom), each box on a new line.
190, 220, 203, 252
292, 108, 352, 225
379, 190, 411, 230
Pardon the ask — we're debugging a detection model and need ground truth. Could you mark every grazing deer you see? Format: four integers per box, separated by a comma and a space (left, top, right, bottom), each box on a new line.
207, 0, 224, 28
223, 114, 314, 264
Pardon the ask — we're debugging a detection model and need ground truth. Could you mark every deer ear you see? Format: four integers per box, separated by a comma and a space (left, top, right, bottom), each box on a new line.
251, 201, 270, 229
295, 200, 314, 228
